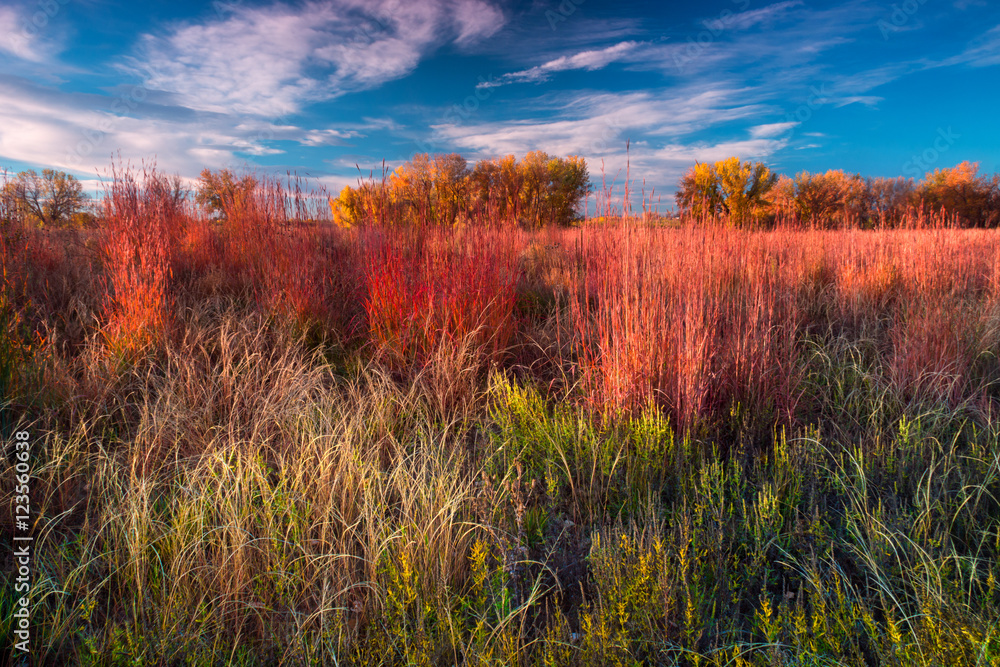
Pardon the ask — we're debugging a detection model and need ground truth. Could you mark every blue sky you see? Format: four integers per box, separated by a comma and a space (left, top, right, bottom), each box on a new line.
2, 0, 999, 206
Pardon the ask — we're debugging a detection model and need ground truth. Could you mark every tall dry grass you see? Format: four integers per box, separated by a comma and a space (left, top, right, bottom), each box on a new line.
70, 166, 1000, 434
570, 224, 799, 436
362, 226, 517, 372
563, 224, 1000, 436
5, 164, 1000, 664
98, 162, 179, 358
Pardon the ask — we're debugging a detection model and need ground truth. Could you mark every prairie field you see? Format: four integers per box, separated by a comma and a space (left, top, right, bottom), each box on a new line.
3, 168, 1000, 666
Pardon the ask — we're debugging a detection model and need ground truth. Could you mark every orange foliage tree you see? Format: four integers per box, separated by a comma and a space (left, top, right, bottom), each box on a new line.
919, 161, 1000, 227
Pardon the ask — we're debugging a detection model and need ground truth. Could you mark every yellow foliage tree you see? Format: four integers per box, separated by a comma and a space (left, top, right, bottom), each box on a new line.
330, 152, 589, 227
676, 158, 777, 226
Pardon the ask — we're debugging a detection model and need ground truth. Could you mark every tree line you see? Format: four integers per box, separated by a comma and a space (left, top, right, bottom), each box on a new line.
5, 154, 1000, 230
676, 158, 1000, 228
2, 153, 591, 229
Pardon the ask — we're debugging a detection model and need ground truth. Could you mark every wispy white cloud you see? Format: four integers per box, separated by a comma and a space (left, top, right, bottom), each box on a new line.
940, 24, 1000, 67
478, 41, 641, 88
750, 121, 798, 138
0, 80, 240, 176
2, 1, 505, 183
0, 5, 48, 62
716, 1, 804, 31
653, 0, 879, 79
649, 137, 790, 166
298, 128, 363, 146
432, 89, 769, 159
831, 95, 883, 108
2, 0, 998, 201
422, 3, 895, 185
132, 0, 506, 117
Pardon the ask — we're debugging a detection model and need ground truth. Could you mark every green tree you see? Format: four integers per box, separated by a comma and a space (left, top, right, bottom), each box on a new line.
1, 169, 88, 227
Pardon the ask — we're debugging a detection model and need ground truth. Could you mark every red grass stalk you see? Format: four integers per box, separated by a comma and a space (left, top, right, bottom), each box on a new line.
363, 225, 517, 373
572, 223, 802, 434
99, 161, 177, 358
215, 172, 353, 336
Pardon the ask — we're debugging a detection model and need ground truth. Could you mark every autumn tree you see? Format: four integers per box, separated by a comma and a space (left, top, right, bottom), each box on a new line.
0, 173, 21, 227
332, 152, 589, 228
793, 171, 844, 228
517, 151, 550, 227
389, 154, 434, 224
195, 168, 258, 218
541, 154, 589, 227
770, 174, 797, 224
676, 158, 776, 226
836, 172, 873, 226
138, 172, 191, 232
148, 173, 189, 211
868, 176, 916, 228
675, 162, 722, 221
715, 157, 778, 226
380, 153, 472, 225
430, 153, 471, 225
677, 159, 999, 229
1, 169, 88, 227
330, 181, 392, 227
469, 155, 522, 221
330, 185, 361, 227
920, 162, 1000, 227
